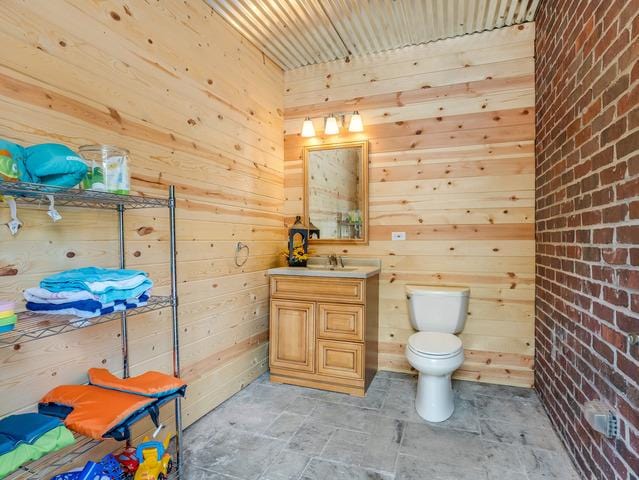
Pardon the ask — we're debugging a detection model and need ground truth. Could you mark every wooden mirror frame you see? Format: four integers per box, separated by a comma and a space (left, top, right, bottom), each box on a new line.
303, 140, 369, 245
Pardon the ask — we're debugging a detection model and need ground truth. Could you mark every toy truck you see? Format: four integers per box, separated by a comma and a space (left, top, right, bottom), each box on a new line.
133, 434, 173, 480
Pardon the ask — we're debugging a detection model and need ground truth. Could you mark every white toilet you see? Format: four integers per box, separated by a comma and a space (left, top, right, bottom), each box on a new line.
405, 285, 470, 422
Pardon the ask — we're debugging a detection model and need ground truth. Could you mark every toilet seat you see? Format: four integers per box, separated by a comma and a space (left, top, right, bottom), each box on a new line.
408, 332, 463, 359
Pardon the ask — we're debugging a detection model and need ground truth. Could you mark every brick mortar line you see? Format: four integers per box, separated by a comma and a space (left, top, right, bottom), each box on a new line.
535, 294, 639, 379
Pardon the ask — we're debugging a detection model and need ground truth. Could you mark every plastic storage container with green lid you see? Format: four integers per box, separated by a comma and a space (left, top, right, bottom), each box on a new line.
0, 300, 16, 333
79, 145, 130, 195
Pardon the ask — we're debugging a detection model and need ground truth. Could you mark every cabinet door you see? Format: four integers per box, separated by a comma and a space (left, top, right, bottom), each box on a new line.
317, 340, 364, 380
270, 300, 315, 373
317, 303, 364, 342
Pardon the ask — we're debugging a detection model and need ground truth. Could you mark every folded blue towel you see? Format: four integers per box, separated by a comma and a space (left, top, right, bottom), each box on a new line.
23, 143, 87, 187
0, 434, 13, 456
0, 413, 63, 445
40, 266, 147, 289
39, 281, 152, 305
99, 282, 152, 304
27, 298, 104, 312
25, 303, 142, 319
123, 293, 149, 308
26, 293, 150, 318
26, 293, 149, 312
40, 267, 153, 303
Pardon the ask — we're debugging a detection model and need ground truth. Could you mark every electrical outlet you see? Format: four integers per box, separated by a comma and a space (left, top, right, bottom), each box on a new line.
392, 232, 406, 241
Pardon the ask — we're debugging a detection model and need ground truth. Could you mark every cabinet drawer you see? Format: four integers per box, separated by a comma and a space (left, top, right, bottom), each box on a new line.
271, 276, 364, 303
317, 340, 364, 380
318, 303, 364, 342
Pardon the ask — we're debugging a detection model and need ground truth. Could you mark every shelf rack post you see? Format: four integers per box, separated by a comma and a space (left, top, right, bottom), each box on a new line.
169, 185, 182, 476
118, 203, 129, 379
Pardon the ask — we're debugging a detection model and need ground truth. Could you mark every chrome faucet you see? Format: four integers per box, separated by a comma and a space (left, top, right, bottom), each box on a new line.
327, 254, 344, 269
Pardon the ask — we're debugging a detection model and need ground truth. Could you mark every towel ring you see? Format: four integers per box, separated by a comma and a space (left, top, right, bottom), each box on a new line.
235, 242, 249, 267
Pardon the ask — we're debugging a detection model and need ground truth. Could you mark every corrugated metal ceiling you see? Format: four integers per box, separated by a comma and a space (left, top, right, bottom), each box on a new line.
205, 0, 539, 70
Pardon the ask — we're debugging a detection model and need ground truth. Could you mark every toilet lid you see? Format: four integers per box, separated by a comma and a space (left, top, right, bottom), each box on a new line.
408, 332, 463, 357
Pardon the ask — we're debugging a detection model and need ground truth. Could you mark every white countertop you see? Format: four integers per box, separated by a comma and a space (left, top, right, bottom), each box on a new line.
268, 257, 381, 279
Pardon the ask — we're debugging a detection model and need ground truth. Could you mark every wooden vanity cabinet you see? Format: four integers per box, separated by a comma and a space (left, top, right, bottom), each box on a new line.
269, 274, 379, 396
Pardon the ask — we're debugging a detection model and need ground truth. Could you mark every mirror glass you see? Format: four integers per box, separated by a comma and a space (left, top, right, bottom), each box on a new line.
304, 141, 368, 243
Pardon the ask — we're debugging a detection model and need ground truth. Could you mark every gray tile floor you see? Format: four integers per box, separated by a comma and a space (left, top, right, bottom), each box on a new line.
183, 371, 580, 480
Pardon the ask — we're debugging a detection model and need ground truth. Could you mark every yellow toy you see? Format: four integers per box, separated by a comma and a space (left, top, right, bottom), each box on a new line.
133, 433, 174, 480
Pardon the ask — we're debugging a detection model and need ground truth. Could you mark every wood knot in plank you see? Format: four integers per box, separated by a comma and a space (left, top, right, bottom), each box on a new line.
0, 265, 18, 276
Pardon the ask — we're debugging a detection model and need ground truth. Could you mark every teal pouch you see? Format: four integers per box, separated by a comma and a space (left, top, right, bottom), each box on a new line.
0, 140, 27, 182
23, 144, 87, 187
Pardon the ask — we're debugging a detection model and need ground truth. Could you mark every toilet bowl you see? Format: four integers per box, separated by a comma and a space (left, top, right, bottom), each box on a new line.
406, 331, 464, 422
404, 285, 469, 422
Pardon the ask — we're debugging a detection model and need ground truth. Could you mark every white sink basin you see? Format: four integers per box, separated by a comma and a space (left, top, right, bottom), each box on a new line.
306, 265, 357, 272
268, 257, 381, 278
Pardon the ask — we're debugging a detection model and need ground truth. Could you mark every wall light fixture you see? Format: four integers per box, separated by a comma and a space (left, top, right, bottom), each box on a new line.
301, 117, 315, 137
299, 112, 364, 138
348, 111, 364, 132
324, 114, 340, 135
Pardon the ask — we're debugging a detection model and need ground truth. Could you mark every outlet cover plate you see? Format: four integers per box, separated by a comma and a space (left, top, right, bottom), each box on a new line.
392, 232, 406, 241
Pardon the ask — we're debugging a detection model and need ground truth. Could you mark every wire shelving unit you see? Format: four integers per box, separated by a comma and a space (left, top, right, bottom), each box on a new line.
0, 182, 182, 479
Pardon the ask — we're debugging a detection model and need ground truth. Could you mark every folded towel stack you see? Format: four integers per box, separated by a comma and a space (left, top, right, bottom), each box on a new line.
0, 413, 75, 478
0, 301, 16, 333
24, 267, 153, 319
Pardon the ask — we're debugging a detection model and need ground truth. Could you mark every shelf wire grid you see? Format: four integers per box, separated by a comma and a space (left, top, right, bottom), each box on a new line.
0, 182, 168, 209
0, 296, 173, 349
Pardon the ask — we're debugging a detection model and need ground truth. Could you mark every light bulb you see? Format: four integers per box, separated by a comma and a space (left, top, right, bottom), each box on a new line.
301, 117, 315, 137
348, 111, 364, 132
324, 115, 339, 135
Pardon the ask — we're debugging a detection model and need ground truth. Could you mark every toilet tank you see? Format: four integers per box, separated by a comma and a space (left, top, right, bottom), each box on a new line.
406, 285, 470, 333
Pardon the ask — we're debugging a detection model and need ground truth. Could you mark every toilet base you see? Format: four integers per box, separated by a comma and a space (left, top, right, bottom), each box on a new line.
405, 341, 464, 423
414, 372, 454, 422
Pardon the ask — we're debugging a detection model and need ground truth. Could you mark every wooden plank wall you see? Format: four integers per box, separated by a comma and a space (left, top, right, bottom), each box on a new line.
283, 24, 536, 387
0, 0, 284, 431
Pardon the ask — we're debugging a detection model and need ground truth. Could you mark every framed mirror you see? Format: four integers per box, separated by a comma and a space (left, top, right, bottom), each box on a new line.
303, 140, 368, 244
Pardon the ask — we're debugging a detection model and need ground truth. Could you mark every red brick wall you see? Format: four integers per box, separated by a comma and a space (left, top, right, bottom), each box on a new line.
535, 0, 639, 478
